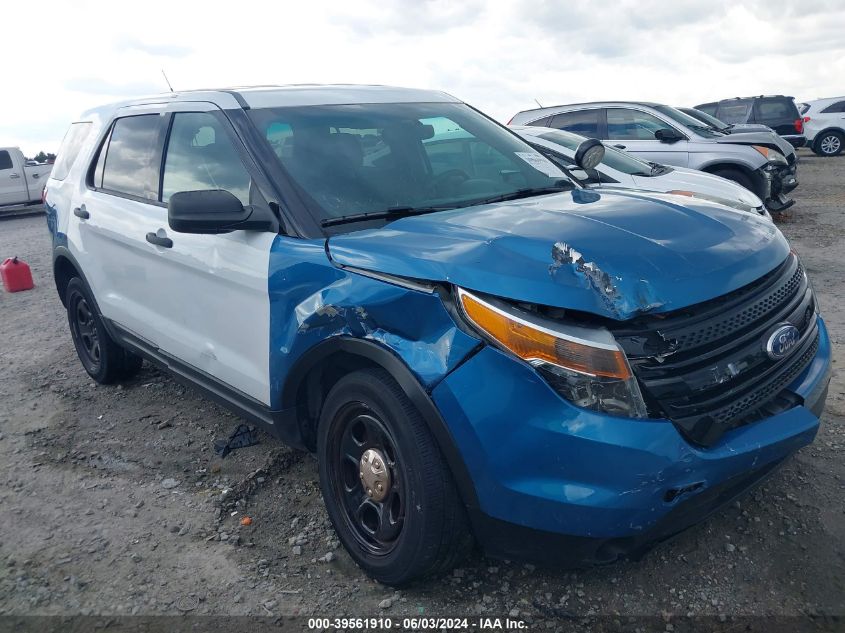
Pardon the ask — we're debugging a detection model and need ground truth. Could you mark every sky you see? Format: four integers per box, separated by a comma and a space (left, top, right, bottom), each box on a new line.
3, 0, 844, 156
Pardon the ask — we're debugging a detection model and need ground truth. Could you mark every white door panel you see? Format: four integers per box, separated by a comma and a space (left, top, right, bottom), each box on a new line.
148, 228, 274, 404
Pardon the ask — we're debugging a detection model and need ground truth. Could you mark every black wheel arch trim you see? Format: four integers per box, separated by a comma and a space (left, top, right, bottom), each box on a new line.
281, 336, 481, 511
53, 246, 100, 311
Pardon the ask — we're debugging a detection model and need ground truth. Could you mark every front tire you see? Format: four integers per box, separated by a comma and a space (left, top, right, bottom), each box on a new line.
66, 278, 143, 384
317, 368, 472, 585
814, 131, 843, 156
711, 168, 754, 192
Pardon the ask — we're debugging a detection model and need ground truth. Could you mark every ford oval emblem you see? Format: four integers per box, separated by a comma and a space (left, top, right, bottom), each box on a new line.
765, 324, 800, 360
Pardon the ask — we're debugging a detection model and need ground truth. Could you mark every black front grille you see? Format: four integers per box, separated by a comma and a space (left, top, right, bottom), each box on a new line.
612, 254, 818, 446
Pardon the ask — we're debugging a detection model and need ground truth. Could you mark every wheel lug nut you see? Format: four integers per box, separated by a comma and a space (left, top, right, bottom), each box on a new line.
366, 488, 372, 496
376, 482, 383, 492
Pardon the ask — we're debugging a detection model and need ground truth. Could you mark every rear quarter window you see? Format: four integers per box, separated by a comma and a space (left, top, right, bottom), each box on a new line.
821, 101, 845, 114
715, 101, 753, 124
51, 122, 93, 181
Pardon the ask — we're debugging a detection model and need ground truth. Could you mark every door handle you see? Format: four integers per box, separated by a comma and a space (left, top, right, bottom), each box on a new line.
146, 232, 173, 248
73, 205, 89, 219
613, 144, 626, 150
9, 173, 20, 179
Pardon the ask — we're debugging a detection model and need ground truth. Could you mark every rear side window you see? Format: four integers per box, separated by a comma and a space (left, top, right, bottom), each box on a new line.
821, 101, 845, 114
526, 115, 551, 127
0, 150, 12, 170
549, 110, 601, 137
99, 115, 161, 199
715, 101, 752, 124
161, 112, 252, 205
51, 122, 93, 181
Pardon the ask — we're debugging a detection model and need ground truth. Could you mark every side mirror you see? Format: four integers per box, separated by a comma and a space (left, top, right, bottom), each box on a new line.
655, 128, 683, 143
168, 189, 272, 234
574, 138, 605, 170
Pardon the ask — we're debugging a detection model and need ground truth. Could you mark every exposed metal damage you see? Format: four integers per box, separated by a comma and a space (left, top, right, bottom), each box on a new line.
549, 241, 664, 319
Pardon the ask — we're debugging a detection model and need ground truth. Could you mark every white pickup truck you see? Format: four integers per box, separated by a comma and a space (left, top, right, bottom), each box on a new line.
1, 147, 51, 205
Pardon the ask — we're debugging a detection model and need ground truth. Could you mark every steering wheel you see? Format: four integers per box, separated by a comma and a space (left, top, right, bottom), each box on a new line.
431, 169, 471, 196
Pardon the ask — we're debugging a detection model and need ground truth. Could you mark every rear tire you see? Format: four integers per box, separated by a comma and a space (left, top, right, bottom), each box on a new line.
66, 278, 143, 384
711, 168, 754, 192
317, 368, 472, 585
813, 131, 843, 156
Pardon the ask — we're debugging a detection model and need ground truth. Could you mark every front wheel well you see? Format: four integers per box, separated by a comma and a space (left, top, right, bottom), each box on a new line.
294, 350, 381, 451
700, 163, 763, 196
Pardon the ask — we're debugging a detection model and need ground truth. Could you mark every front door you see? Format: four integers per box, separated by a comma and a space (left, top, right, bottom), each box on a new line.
605, 107, 690, 168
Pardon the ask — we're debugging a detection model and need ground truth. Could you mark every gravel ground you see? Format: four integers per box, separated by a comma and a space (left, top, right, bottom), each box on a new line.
0, 150, 843, 631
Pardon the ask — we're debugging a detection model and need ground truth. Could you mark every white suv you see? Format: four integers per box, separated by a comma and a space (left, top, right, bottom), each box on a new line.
800, 97, 845, 156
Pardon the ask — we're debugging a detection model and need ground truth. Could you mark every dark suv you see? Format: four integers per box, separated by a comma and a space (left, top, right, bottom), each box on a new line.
695, 96, 805, 148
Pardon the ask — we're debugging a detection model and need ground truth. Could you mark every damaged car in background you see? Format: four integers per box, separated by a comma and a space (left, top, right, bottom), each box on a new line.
510, 125, 771, 219
509, 101, 799, 213
45, 85, 831, 586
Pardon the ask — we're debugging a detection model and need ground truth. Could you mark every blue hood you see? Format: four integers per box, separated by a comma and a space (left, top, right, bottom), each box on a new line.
327, 189, 789, 320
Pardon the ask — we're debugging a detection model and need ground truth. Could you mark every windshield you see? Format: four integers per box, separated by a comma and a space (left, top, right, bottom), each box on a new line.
247, 102, 571, 230
534, 129, 654, 176
679, 107, 729, 130
652, 105, 724, 138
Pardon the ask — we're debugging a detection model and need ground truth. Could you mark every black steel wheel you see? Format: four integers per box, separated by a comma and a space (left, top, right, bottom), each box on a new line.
317, 368, 472, 585
65, 278, 143, 384
327, 404, 405, 556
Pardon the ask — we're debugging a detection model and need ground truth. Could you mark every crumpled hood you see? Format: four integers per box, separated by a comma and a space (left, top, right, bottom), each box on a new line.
327, 189, 789, 320
712, 131, 795, 158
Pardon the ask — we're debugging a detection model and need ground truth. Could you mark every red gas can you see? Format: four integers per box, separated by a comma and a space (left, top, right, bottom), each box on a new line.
1, 257, 35, 293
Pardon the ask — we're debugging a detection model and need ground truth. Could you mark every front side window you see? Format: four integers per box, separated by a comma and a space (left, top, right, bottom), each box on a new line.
52, 122, 93, 181
606, 108, 668, 140
652, 105, 722, 138
0, 150, 12, 171
162, 112, 252, 205
248, 102, 570, 230
100, 115, 161, 199
548, 110, 600, 137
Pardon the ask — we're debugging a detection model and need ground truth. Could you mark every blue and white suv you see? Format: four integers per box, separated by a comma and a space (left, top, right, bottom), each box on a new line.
44, 85, 832, 585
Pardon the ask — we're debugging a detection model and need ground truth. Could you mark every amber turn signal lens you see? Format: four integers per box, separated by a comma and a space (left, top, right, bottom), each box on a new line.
459, 291, 631, 379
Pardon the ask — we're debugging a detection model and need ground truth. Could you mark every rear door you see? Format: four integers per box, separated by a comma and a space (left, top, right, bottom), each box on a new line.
605, 107, 690, 167
75, 107, 170, 343
547, 109, 604, 139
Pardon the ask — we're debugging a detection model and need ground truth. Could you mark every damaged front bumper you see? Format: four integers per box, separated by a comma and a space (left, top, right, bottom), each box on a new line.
432, 317, 831, 567
762, 161, 799, 212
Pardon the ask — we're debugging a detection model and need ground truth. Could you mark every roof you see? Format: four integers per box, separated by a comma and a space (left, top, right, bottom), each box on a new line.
80, 84, 459, 118
510, 101, 665, 124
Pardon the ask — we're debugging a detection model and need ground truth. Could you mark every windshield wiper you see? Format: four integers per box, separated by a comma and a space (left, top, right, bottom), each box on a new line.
321, 205, 454, 228
458, 185, 572, 208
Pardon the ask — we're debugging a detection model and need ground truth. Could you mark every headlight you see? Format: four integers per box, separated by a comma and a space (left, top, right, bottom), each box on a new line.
752, 145, 788, 165
457, 288, 648, 418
